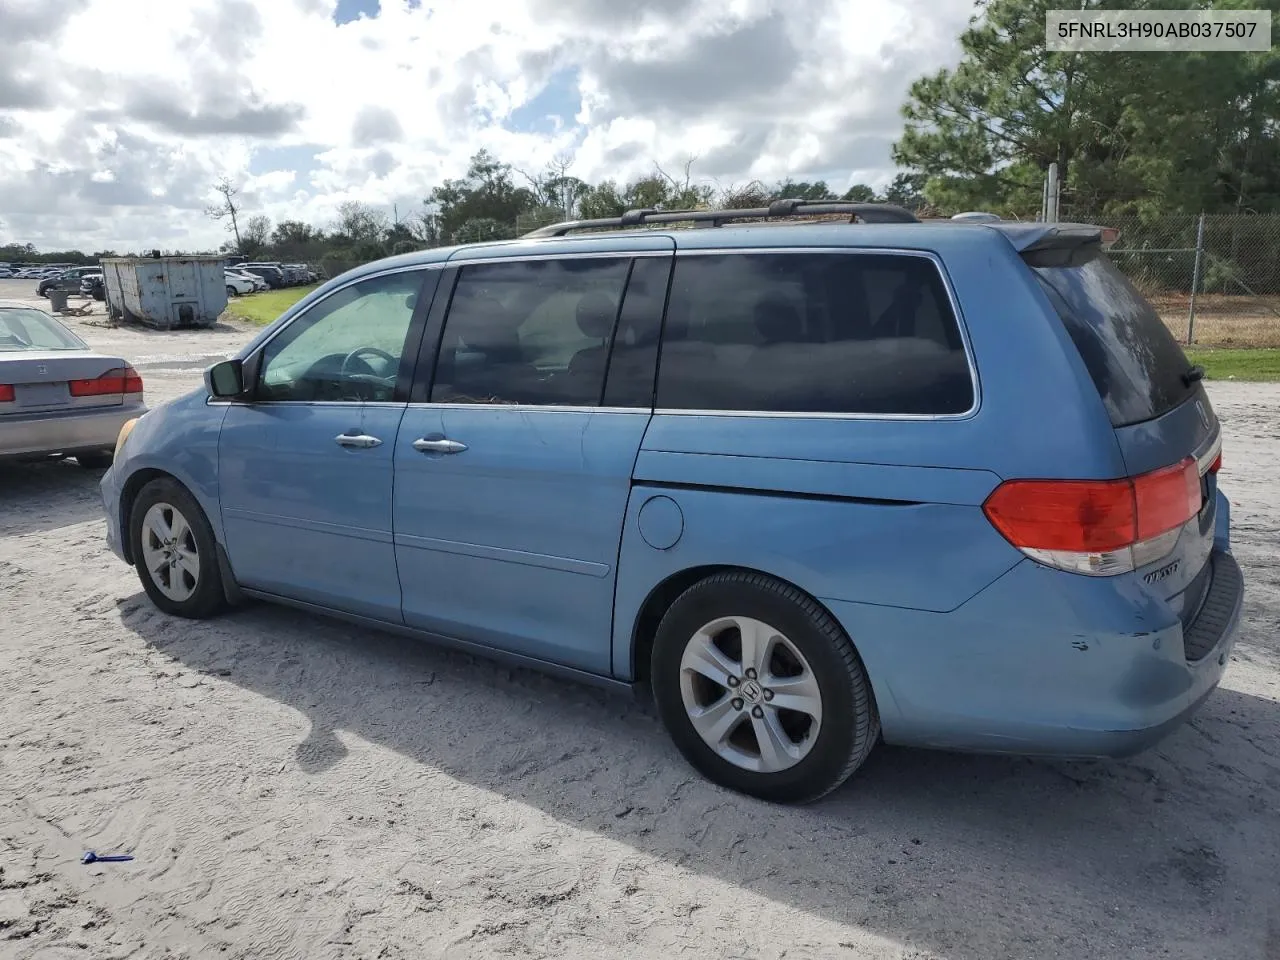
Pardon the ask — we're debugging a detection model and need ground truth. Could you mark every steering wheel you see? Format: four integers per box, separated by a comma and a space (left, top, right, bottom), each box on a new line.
340, 345, 398, 379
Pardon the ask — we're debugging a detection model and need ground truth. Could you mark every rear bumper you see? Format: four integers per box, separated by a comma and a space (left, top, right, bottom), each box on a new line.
0, 404, 143, 460
826, 540, 1244, 760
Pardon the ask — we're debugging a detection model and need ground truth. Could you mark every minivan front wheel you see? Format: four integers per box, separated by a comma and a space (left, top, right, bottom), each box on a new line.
652, 571, 878, 803
129, 478, 225, 619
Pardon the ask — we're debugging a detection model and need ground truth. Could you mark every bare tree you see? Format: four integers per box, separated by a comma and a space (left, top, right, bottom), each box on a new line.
653, 156, 713, 209
714, 178, 771, 210
205, 177, 243, 251
241, 214, 272, 256
517, 151, 587, 221
333, 200, 389, 244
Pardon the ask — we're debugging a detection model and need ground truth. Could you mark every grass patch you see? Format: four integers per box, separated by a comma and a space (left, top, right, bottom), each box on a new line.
224, 285, 318, 325
1185, 348, 1280, 382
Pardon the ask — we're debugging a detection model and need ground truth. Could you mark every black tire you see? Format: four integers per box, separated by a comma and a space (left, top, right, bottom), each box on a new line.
128, 477, 226, 619
226, 285, 237, 298
74, 450, 114, 469
651, 571, 879, 804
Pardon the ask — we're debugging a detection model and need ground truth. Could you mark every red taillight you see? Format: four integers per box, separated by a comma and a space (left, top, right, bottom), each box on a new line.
0, 384, 13, 402
983, 477, 1137, 553
983, 457, 1201, 572
68, 366, 143, 397
1133, 458, 1200, 541
1209, 452, 1222, 474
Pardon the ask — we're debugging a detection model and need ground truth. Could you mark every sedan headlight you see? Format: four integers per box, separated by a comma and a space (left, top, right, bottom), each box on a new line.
114, 417, 140, 458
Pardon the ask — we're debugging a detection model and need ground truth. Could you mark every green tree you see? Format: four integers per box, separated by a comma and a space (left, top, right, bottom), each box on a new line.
577, 180, 627, 220
240, 214, 272, 257
427, 150, 539, 241
840, 184, 879, 203
893, 0, 1280, 217
271, 220, 320, 247
881, 173, 927, 209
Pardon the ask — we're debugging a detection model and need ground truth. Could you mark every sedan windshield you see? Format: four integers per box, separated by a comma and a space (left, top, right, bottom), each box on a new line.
0, 307, 88, 351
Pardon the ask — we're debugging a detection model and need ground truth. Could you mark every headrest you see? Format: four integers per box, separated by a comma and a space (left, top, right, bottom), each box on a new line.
458, 295, 519, 349
753, 295, 801, 344
576, 292, 617, 340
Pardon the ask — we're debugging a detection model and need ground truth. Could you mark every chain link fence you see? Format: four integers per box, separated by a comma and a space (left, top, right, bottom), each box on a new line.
1076, 212, 1280, 348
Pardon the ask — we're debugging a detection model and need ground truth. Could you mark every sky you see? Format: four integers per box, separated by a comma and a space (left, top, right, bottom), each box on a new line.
0, 0, 975, 252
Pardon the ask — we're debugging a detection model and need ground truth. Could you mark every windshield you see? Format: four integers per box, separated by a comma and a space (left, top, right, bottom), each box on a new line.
1029, 248, 1195, 427
0, 307, 88, 352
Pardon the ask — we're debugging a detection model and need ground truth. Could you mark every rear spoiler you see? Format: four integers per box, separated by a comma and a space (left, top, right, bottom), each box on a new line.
1011, 224, 1109, 268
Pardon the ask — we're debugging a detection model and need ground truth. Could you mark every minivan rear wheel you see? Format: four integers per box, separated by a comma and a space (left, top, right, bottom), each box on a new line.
651, 571, 879, 803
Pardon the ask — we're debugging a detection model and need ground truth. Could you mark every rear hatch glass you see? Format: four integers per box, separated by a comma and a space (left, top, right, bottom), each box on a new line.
1025, 241, 1221, 630
1027, 246, 1195, 428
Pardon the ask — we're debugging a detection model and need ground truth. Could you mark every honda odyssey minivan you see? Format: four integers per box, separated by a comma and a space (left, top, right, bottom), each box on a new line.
100, 200, 1243, 803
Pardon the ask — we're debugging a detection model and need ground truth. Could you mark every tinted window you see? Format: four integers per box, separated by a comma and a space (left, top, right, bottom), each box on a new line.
431, 257, 631, 406
257, 270, 424, 402
1031, 249, 1194, 427
656, 253, 973, 415
602, 257, 671, 408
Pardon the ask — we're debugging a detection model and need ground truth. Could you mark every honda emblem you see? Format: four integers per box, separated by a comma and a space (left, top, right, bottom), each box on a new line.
36, 363, 47, 376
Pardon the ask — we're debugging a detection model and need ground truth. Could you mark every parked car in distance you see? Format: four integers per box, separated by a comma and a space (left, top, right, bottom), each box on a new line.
239, 264, 285, 289
1, 300, 146, 467
38, 266, 100, 297
81, 273, 106, 301
225, 271, 257, 297
99, 201, 1242, 804
231, 269, 268, 291
281, 263, 315, 286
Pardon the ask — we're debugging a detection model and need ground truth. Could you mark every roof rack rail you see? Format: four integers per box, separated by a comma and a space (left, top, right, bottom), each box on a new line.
522, 199, 920, 238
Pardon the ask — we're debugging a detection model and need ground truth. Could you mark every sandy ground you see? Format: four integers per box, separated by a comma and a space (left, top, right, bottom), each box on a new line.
1, 282, 1278, 960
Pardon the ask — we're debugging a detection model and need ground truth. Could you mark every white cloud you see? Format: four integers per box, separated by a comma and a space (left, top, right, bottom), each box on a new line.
0, 0, 972, 252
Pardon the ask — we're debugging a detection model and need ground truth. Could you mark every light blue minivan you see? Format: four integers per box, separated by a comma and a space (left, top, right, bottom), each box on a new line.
101, 201, 1243, 803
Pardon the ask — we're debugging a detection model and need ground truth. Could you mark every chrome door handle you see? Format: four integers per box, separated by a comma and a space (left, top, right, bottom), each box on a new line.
412, 437, 467, 454
335, 433, 382, 449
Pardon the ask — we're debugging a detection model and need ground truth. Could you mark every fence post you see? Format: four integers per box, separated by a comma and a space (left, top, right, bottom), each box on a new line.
1045, 163, 1059, 223
1187, 212, 1206, 344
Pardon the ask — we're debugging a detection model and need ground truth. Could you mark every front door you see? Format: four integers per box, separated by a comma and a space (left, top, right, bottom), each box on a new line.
218, 268, 434, 622
394, 251, 671, 674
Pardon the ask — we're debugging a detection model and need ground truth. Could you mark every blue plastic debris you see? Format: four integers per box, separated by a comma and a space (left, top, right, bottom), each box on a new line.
81, 851, 134, 864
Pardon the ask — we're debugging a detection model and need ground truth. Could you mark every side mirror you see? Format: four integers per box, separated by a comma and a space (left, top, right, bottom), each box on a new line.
205, 358, 245, 398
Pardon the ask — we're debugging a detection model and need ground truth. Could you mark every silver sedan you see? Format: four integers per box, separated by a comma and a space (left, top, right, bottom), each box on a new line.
0, 300, 146, 467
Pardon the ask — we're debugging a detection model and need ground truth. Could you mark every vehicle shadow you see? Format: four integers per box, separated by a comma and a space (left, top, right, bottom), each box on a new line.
0, 458, 108, 536
117, 595, 1280, 960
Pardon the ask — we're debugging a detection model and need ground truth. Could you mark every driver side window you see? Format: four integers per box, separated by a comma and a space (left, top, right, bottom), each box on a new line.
256, 271, 425, 403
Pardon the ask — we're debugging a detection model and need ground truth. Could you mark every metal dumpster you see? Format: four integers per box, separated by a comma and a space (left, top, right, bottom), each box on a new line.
100, 256, 228, 329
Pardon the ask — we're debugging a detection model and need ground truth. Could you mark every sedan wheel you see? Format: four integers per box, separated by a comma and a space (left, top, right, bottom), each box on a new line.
140, 502, 201, 602
679, 615, 822, 773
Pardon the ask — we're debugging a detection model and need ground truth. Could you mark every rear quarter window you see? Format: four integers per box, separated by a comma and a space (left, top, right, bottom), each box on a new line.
655, 252, 974, 415
1029, 248, 1194, 427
